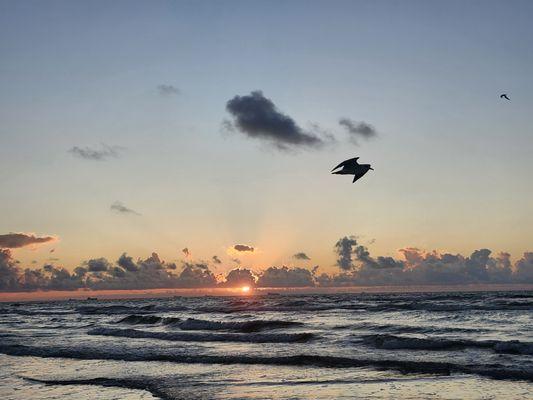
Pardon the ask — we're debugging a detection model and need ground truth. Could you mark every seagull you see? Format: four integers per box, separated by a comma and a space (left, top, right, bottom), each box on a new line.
331, 157, 373, 183
500, 94, 510, 101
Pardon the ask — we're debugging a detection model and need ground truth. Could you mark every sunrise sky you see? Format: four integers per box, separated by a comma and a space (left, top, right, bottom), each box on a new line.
2, 0, 533, 277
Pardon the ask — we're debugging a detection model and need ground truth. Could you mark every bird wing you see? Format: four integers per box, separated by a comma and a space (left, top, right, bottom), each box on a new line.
500, 94, 510, 100
331, 157, 359, 171
352, 168, 369, 183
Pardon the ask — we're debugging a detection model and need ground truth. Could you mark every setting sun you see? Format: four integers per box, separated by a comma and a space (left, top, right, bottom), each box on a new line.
241, 286, 251, 293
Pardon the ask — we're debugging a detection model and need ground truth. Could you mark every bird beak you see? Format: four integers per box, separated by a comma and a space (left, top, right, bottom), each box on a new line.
370, 167, 374, 170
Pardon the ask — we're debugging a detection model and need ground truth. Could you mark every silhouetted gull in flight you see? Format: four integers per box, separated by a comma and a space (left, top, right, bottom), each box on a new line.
500, 94, 510, 101
331, 157, 373, 183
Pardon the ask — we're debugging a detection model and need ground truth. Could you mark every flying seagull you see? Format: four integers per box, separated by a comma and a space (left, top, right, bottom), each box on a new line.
500, 94, 510, 101
331, 157, 373, 183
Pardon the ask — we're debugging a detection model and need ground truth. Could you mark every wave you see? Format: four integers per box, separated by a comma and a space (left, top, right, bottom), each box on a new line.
88, 327, 314, 343
22, 375, 455, 400
361, 334, 533, 355
174, 318, 302, 332
117, 315, 168, 325
76, 304, 157, 315
23, 377, 168, 400
116, 315, 302, 332
193, 302, 532, 314
339, 322, 490, 335
2, 343, 531, 382
0, 308, 73, 316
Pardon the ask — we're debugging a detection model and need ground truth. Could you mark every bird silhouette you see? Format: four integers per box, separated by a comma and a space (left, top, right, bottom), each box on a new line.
331, 157, 373, 183
500, 94, 510, 101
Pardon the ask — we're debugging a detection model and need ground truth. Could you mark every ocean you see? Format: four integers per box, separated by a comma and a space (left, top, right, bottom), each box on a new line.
0, 291, 531, 399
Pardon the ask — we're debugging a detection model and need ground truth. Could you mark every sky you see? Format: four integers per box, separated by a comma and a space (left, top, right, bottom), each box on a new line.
1, 0, 533, 281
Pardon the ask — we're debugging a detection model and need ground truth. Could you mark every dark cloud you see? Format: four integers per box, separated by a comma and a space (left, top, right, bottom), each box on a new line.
0, 233, 56, 249
176, 262, 217, 288
257, 266, 315, 287
293, 252, 311, 260
338, 118, 377, 144
325, 235, 533, 286
117, 253, 138, 272
234, 244, 254, 253
226, 91, 324, 150
223, 268, 256, 287
110, 202, 140, 216
0, 249, 19, 290
334, 236, 358, 271
69, 144, 122, 161
1, 238, 532, 292
157, 84, 180, 96
212, 255, 222, 264
85, 258, 111, 272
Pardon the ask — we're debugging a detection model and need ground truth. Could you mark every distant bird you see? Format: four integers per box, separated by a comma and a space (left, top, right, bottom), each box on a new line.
331, 157, 373, 183
500, 94, 510, 101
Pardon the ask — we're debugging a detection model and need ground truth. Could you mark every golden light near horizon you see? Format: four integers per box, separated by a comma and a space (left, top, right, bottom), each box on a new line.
241, 286, 251, 294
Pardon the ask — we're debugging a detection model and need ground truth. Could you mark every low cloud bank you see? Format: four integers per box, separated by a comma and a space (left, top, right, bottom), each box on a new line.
0, 233, 56, 249
1, 236, 532, 291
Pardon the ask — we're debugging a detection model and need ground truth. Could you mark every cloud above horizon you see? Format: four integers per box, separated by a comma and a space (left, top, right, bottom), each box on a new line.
233, 244, 254, 253
69, 144, 123, 161
157, 84, 180, 96
338, 118, 377, 145
293, 252, 311, 260
225, 91, 324, 150
0, 233, 57, 249
1, 235, 532, 292
110, 202, 140, 216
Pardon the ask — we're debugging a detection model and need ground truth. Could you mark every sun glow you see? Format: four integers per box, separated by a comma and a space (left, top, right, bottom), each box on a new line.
241, 286, 251, 293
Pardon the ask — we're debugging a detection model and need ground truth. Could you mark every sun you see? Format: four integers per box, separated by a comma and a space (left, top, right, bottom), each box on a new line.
241, 286, 251, 293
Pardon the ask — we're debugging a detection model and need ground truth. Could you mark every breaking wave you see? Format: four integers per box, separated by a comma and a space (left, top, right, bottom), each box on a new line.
361, 334, 533, 355
88, 327, 315, 343
2, 343, 531, 382
116, 315, 303, 332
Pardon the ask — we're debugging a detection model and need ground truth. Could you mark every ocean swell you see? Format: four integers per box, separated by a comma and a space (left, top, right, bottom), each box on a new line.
88, 327, 315, 343
2, 343, 531, 382
361, 334, 533, 355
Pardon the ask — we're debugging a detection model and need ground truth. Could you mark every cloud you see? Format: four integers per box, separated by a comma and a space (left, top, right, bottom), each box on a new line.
182, 248, 190, 257
0, 233, 57, 249
334, 236, 358, 271
157, 84, 180, 96
325, 235, 533, 286
338, 118, 377, 144
175, 262, 217, 288
231, 258, 241, 265
223, 268, 256, 287
1, 237, 532, 292
0, 249, 19, 290
212, 255, 222, 264
257, 266, 315, 287
69, 144, 122, 161
225, 91, 324, 150
117, 253, 138, 272
110, 202, 140, 216
293, 252, 311, 260
85, 258, 111, 272
234, 244, 254, 253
